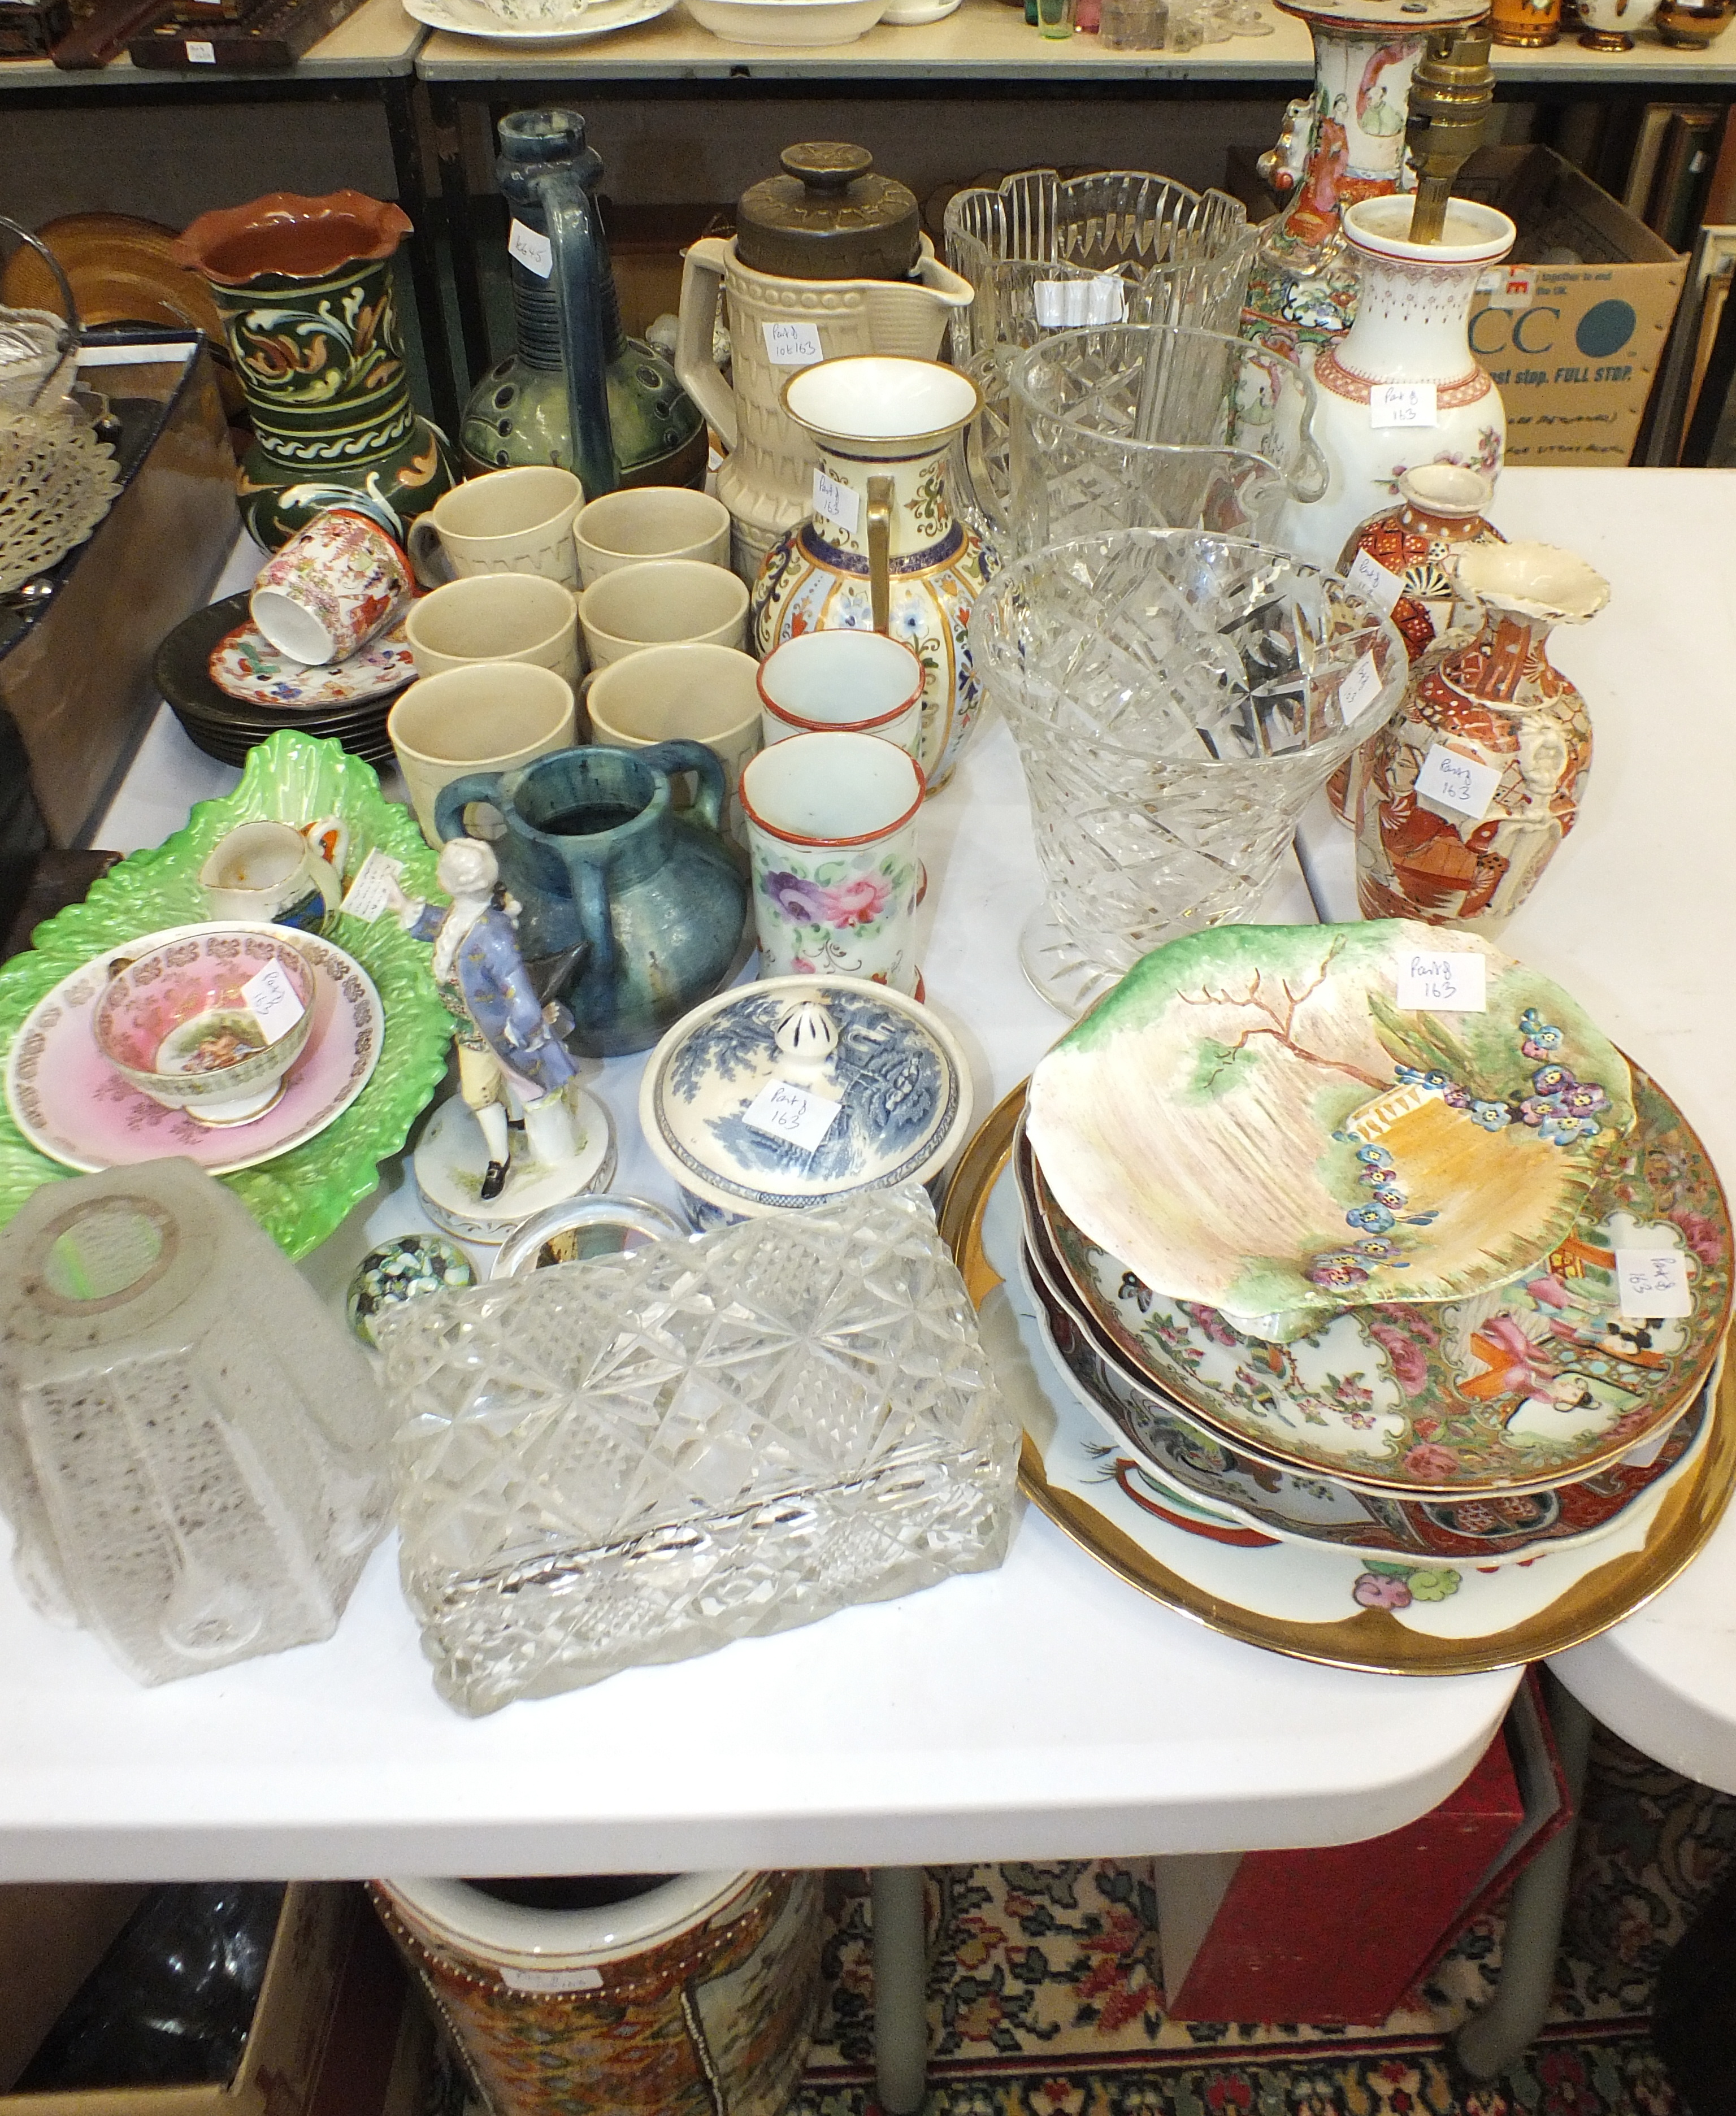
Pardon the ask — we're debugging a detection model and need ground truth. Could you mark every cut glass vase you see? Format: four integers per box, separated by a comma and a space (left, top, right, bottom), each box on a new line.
968, 525, 1406, 1015
379, 1184, 1020, 1715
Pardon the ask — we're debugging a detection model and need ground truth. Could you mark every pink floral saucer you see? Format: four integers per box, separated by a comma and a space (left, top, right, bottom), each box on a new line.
207, 614, 416, 709
6, 922, 383, 1178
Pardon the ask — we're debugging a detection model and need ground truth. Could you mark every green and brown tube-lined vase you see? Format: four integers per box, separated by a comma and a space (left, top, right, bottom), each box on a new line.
175, 189, 454, 552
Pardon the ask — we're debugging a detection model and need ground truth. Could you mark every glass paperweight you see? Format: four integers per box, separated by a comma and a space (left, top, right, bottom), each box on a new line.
378, 1184, 1021, 1715
968, 525, 1405, 1016
0, 1157, 393, 1684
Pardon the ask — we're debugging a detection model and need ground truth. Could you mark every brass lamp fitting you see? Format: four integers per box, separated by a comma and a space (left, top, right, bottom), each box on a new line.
1405, 23, 1496, 245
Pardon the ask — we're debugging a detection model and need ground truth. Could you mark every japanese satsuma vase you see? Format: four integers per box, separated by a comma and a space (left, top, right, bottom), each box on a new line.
749, 355, 988, 793
1355, 540, 1609, 928
175, 190, 454, 551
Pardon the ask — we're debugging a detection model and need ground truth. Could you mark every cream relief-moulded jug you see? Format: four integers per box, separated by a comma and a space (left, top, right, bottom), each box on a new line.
749, 355, 988, 794
675, 145, 972, 584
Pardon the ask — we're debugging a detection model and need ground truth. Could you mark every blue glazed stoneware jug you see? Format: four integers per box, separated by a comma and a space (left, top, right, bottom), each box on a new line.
433, 741, 747, 1057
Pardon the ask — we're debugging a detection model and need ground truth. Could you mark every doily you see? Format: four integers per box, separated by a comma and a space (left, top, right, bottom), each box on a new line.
0, 406, 120, 595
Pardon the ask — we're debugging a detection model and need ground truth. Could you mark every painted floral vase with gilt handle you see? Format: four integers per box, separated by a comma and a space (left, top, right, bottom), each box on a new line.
749, 355, 987, 793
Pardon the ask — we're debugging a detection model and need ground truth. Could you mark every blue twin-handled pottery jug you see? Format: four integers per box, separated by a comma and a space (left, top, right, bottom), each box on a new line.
433, 742, 748, 1058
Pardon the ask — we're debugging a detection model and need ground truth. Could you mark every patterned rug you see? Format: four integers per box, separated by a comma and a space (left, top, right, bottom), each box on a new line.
792, 1726, 1736, 2116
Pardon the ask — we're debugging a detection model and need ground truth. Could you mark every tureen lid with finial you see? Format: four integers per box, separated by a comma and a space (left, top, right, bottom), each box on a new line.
639, 974, 974, 1219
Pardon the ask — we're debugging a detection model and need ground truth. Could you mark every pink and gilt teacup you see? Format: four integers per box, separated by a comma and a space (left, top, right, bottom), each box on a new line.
250, 507, 415, 666
94, 927, 317, 1125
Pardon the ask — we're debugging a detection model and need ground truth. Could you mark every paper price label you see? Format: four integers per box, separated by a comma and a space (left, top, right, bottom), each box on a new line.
1614, 1247, 1693, 1319
339, 847, 405, 923
762, 320, 824, 367
241, 959, 306, 1045
1032, 275, 1127, 328
1478, 266, 1536, 311
501, 1966, 604, 1994
1345, 546, 1405, 618
743, 1078, 844, 1154
185, 37, 215, 58
1338, 650, 1387, 726
507, 219, 554, 280
812, 468, 860, 536
1369, 382, 1438, 430
1395, 950, 1487, 1012
1620, 1426, 1674, 1470
1415, 742, 1502, 823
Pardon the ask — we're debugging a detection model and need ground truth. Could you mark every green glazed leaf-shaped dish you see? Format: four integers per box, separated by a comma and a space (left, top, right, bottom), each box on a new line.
1028, 920, 1636, 1343
0, 731, 452, 1258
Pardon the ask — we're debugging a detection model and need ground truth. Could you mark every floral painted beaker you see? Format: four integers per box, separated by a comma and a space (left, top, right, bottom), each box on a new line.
1355, 540, 1609, 926
740, 731, 925, 993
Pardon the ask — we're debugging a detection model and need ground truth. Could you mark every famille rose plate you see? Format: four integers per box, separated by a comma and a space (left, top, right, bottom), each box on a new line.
207, 612, 416, 710
1026, 921, 1637, 1345
5, 922, 383, 1179
942, 1087, 1736, 1676
1021, 1224, 1711, 1567
1025, 1062, 1731, 1501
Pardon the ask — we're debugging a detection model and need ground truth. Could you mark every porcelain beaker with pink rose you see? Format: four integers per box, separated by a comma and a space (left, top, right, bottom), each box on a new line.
739, 731, 925, 994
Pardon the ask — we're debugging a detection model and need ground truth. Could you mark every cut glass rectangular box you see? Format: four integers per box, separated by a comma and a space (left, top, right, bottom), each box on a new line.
378, 1186, 1019, 1716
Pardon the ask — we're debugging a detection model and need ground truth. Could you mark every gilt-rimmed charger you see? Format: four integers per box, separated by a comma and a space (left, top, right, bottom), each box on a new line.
945, 1085, 1736, 1676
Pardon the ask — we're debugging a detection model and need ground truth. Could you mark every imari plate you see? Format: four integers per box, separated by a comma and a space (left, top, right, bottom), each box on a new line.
1027, 921, 1636, 1343
208, 613, 416, 709
1030, 1063, 1731, 1498
943, 1085, 1736, 1677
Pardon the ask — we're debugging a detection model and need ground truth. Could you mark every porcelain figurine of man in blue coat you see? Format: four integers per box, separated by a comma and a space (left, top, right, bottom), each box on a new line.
387, 836, 578, 1201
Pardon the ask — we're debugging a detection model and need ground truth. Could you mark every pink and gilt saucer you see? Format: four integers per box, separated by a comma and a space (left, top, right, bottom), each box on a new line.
6, 922, 383, 1178
207, 614, 416, 709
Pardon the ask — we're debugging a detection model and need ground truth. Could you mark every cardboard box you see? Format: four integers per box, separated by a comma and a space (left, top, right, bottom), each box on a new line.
0, 1883, 357, 2116
598, 201, 732, 341
1459, 144, 1687, 468
1161, 1674, 1572, 2025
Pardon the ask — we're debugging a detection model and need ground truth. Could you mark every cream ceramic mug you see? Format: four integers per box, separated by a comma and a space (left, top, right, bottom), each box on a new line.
406, 466, 583, 589
388, 662, 577, 846
573, 488, 731, 587
403, 573, 581, 689
578, 560, 749, 670
739, 731, 925, 995
587, 641, 762, 846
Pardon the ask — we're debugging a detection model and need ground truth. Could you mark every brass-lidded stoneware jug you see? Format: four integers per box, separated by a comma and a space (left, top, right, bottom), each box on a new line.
676, 143, 972, 583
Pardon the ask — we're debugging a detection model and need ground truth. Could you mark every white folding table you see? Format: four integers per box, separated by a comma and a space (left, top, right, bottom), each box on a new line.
7, 467, 1719, 2099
